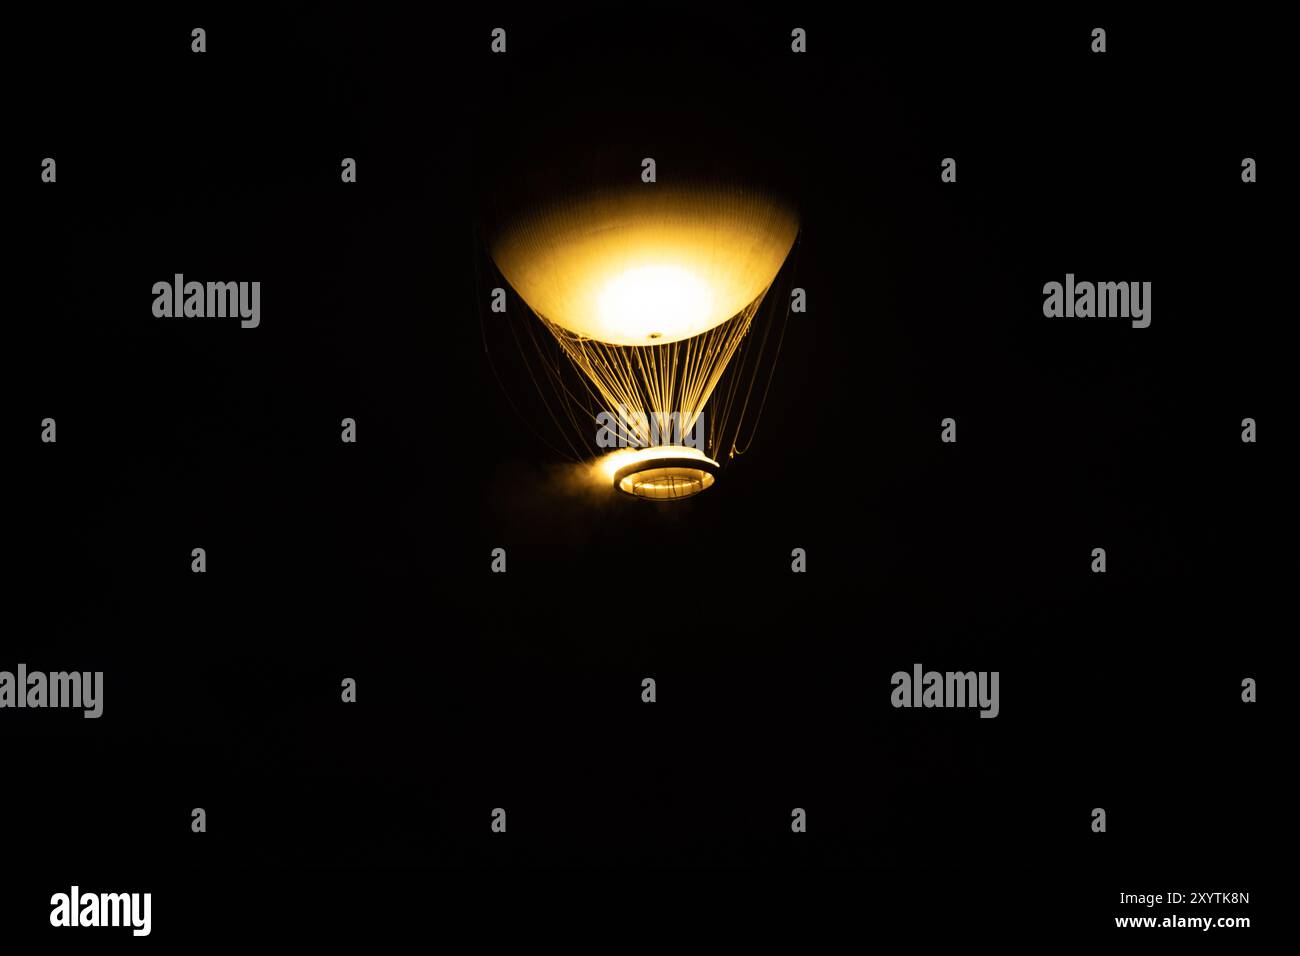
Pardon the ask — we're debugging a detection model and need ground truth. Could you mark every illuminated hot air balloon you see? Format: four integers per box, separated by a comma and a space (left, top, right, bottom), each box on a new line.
484, 177, 799, 500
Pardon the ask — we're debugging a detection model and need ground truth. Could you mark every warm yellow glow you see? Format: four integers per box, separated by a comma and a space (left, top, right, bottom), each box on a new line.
595, 264, 714, 343
491, 186, 799, 346
594, 445, 718, 485
621, 466, 715, 500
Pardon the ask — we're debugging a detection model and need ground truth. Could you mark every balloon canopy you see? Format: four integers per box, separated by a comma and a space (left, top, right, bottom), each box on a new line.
490, 184, 799, 346
484, 177, 799, 499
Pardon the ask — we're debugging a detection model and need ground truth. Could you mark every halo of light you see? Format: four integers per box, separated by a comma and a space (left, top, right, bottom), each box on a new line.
604, 446, 720, 500
491, 185, 798, 346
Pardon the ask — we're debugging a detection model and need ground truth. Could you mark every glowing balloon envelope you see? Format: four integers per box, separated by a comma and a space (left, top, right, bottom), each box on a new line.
489, 182, 799, 499
491, 185, 799, 346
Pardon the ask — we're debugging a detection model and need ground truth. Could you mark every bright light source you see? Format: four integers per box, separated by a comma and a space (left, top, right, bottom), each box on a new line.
487, 183, 799, 501
596, 265, 714, 343
595, 445, 720, 500
491, 185, 798, 346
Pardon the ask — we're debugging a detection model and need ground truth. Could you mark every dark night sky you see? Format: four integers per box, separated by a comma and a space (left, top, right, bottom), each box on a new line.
6, 4, 1282, 938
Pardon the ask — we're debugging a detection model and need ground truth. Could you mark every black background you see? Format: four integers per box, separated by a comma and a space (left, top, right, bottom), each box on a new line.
5, 3, 1281, 940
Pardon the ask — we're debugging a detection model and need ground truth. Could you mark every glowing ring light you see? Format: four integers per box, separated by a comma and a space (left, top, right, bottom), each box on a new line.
610, 447, 720, 500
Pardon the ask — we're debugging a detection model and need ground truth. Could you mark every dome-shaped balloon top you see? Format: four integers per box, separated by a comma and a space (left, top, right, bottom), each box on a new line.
490, 184, 799, 346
